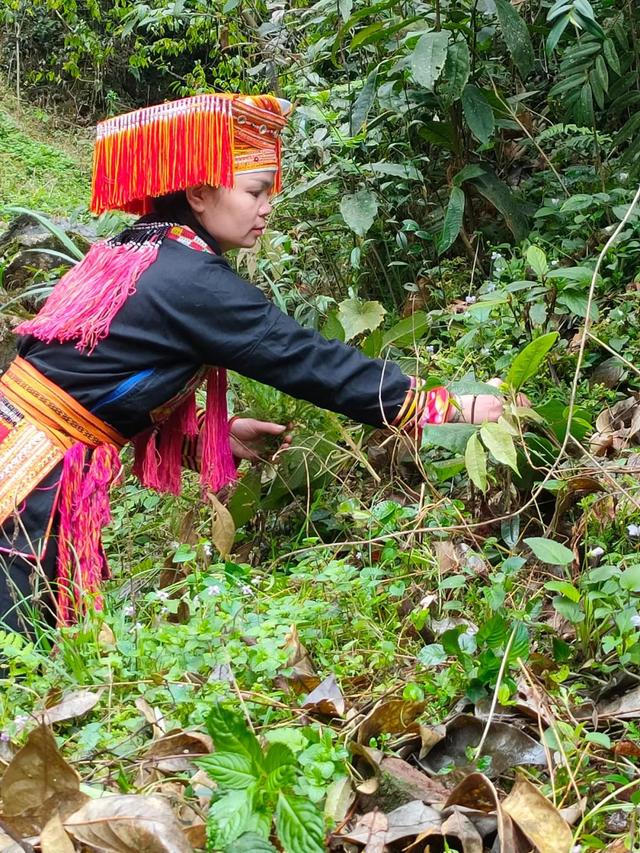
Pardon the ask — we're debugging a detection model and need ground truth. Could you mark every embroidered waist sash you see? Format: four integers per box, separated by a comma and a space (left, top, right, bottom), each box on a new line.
0, 357, 126, 624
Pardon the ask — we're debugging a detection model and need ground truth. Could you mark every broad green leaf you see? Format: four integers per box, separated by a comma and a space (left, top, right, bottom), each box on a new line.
197, 752, 256, 789
266, 764, 297, 793
546, 11, 571, 54
448, 380, 501, 397
544, 580, 581, 602
208, 788, 256, 848
418, 643, 447, 666
340, 189, 378, 236
462, 84, 495, 144
4, 206, 85, 261
366, 161, 421, 180
469, 170, 529, 240
264, 728, 308, 754
506, 332, 559, 390
275, 793, 325, 853
603, 38, 620, 74
439, 40, 470, 105
526, 245, 548, 278
525, 536, 574, 566
206, 705, 264, 770
264, 743, 297, 773
465, 432, 488, 493
227, 833, 278, 853
585, 731, 611, 749
493, 0, 535, 78
382, 312, 429, 348
438, 186, 465, 255
320, 310, 346, 342
422, 423, 477, 453
480, 422, 518, 471
557, 289, 599, 321
508, 622, 530, 663
453, 163, 485, 186
620, 564, 640, 592
411, 31, 450, 91
350, 69, 377, 135
337, 297, 386, 341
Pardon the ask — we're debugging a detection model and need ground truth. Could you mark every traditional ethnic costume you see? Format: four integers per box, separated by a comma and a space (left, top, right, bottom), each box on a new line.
0, 93, 451, 634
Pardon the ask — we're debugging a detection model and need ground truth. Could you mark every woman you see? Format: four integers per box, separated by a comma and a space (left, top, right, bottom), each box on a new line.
0, 93, 506, 635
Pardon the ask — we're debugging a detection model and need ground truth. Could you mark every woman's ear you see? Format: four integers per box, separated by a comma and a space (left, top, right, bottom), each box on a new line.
185, 184, 208, 213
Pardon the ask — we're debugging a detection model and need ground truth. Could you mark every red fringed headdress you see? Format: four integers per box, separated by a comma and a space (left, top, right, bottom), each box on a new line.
91, 93, 290, 214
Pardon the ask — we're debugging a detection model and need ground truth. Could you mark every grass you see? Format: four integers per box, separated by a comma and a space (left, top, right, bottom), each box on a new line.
0, 81, 91, 216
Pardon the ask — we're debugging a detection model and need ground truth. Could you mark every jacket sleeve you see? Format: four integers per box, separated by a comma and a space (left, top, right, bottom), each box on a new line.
175, 260, 411, 428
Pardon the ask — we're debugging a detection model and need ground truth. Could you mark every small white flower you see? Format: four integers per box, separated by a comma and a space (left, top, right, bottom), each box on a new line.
170, 541, 180, 549
631, 613, 640, 628
426, 345, 435, 353
550, 198, 560, 206
486, 282, 496, 293
203, 543, 212, 556
551, 259, 559, 267
465, 295, 476, 304
588, 546, 605, 558
628, 523, 640, 538
123, 604, 135, 617
134, 622, 143, 631
207, 584, 221, 597
241, 584, 253, 596
156, 590, 169, 601
160, 607, 168, 615
619, 172, 629, 182
0, 731, 10, 742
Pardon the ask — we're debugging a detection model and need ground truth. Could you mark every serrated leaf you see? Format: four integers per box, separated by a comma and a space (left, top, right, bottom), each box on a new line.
208, 788, 256, 848
465, 432, 488, 493
480, 422, 518, 471
437, 186, 465, 255
439, 40, 470, 105
493, 0, 535, 77
462, 84, 495, 144
526, 245, 548, 278
337, 297, 386, 341
411, 31, 449, 90
525, 537, 574, 566
205, 705, 264, 771
197, 752, 256, 789
506, 332, 558, 391
275, 793, 325, 853
227, 833, 279, 853
340, 189, 378, 236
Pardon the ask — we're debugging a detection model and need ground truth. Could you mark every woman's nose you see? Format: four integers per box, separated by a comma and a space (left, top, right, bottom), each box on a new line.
260, 199, 272, 216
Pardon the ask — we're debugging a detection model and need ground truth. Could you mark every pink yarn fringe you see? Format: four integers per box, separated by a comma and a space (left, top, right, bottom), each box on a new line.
56, 442, 122, 626
15, 241, 160, 354
132, 368, 236, 497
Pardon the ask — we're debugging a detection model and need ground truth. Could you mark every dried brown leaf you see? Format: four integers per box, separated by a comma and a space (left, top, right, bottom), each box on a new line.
407, 808, 483, 853
502, 774, 572, 853
353, 810, 387, 853
64, 794, 193, 853
208, 492, 235, 557
343, 800, 441, 846
135, 697, 166, 737
596, 685, 640, 720
40, 812, 75, 853
183, 822, 206, 849
301, 674, 345, 718
357, 699, 427, 745
378, 756, 448, 805
39, 690, 102, 726
443, 772, 525, 853
0, 828, 30, 853
276, 625, 319, 693
324, 777, 355, 825
98, 623, 116, 646
144, 729, 212, 774
0, 726, 79, 816
434, 541, 460, 574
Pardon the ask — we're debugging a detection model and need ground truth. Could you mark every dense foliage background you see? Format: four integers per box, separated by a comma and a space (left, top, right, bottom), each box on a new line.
0, 1, 640, 851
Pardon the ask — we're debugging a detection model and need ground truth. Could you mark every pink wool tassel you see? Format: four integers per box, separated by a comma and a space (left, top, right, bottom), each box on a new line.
200, 368, 237, 492
15, 241, 160, 354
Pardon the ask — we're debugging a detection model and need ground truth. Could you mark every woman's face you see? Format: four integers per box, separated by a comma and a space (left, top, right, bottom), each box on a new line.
186, 172, 274, 252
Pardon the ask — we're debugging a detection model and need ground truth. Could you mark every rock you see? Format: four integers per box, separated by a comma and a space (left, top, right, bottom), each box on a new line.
0, 214, 95, 292
0, 313, 17, 373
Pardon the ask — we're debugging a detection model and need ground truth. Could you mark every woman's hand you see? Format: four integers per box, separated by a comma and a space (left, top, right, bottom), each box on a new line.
452, 378, 530, 424
229, 417, 292, 461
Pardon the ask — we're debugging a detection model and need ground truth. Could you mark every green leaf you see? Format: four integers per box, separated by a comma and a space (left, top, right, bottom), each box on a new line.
525, 537, 574, 566
382, 312, 429, 348
350, 69, 377, 135
439, 40, 470, 105
544, 580, 581, 602
340, 189, 378, 236
208, 788, 256, 848
227, 833, 279, 853
275, 793, 325, 853
469, 170, 529, 240
585, 731, 611, 749
338, 0, 353, 22
418, 643, 447, 666
603, 38, 620, 74
197, 752, 256, 789
366, 161, 421, 180
506, 332, 559, 391
462, 84, 495, 144
337, 297, 386, 341
557, 288, 598, 320
620, 564, 640, 592
4, 206, 85, 261
438, 186, 465, 255
508, 622, 530, 663
493, 0, 535, 77
422, 423, 477, 454
411, 30, 450, 91
465, 433, 488, 493
264, 742, 297, 774
453, 164, 486, 186
205, 705, 264, 771
266, 764, 298, 793
448, 380, 501, 397
480, 422, 518, 471
526, 245, 548, 278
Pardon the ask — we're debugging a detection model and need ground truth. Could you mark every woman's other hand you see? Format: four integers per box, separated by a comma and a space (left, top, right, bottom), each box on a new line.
453, 378, 530, 424
229, 417, 292, 461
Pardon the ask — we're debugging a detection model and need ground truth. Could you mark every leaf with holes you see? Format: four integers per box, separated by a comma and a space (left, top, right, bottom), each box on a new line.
411, 31, 449, 90
340, 189, 378, 236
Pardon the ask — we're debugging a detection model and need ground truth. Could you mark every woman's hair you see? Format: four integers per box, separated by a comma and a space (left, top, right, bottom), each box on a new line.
150, 190, 192, 221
